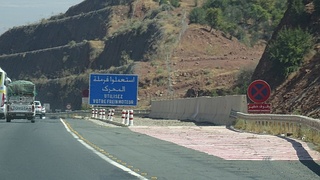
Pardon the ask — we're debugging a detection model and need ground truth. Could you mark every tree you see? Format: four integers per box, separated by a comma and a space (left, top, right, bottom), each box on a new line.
193, 0, 286, 45
205, 8, 223, 32
189, 7, 206, 25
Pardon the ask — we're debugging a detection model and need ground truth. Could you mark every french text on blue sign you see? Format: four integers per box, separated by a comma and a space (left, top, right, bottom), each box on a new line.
89, 74, 138, 106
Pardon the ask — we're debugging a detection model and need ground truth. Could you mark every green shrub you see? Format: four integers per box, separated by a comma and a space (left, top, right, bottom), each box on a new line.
268, 27, 314, 77
159, 0, 169, 5
190, 0, 286, 45
189, 7, 206, 25
233, 69, 254, 94
205, 8, 223, 32
120, 51, 132, 66
170, 0, 180, 8
288, 0, 308, 25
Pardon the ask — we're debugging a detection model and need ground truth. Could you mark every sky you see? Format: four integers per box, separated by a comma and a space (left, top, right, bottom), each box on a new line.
0, 0, 84, 35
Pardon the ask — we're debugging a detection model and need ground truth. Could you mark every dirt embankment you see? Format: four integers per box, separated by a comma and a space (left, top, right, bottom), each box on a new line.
136, 25, 265, 108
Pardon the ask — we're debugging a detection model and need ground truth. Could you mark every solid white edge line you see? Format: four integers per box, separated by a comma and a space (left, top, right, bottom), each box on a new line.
60, 118, 148, 180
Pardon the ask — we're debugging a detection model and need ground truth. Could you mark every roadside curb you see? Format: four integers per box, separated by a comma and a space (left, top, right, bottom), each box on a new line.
73, 116, 128, 127
90, 117, 128, 127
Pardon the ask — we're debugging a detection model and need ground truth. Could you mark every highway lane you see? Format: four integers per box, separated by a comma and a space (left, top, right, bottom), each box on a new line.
63, 118, 320, 180
0, 118, 142, 180
0, 117, 319, 180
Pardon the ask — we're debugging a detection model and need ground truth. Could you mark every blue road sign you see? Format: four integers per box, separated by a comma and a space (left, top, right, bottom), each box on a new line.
89, 74, 138, 106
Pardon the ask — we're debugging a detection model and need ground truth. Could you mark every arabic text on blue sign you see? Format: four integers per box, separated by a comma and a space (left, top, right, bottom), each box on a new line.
89, 74, 138, 106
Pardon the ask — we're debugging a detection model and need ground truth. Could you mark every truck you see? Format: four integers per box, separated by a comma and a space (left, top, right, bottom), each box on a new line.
0, 68, 11, 119
6, 80, 36, 123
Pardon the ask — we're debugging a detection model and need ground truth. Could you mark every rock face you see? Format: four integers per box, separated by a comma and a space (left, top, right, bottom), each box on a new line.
269, 55, 320, 118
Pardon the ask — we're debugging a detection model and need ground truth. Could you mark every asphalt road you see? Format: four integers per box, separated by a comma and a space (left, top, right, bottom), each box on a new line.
0, 117, 319, 180
0, 118, 141, 180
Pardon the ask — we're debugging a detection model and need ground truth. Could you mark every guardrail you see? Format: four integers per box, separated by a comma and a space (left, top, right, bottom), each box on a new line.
236, 112, 320, 131
234, 112, 320, 147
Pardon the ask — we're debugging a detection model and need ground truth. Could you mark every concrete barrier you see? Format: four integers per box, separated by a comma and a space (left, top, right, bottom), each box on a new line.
181, 98, 198, 120
149, 100, 164, 118
149, 95, 248, 125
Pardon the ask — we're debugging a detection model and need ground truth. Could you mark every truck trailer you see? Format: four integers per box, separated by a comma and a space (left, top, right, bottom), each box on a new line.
6, 80, 36, 123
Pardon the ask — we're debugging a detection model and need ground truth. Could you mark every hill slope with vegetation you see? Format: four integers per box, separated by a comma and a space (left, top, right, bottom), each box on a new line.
1, 0, 318, 118
253, 0, 320, 117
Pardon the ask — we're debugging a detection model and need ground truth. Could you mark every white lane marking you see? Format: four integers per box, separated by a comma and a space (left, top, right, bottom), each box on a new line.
60, 118, 148, 180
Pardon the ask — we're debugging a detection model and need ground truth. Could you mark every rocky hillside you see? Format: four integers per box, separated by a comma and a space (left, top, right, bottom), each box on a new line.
253, 0, 320, 118
0, 0, 162, 110
0, 0, 265, 111
2, 0, 318, 119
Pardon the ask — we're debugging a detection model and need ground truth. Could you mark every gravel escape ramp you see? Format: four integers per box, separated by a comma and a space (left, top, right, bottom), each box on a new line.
129, 126, 320, 161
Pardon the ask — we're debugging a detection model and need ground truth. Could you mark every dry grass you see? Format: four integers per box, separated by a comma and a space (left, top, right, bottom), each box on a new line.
234, 119, 320, 153
88, 40, 105, 49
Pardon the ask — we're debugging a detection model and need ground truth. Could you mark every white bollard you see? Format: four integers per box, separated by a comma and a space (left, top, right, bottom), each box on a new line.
110, 109, 114, 121
125, 110, 129, 125
121, 109, 126, 124
107, 109, 111, 120
99, 109, 102, 119
102, 109, 106, 120
129, 110, 134, 126
92, 108, 95, 118
95, 108, 98, 118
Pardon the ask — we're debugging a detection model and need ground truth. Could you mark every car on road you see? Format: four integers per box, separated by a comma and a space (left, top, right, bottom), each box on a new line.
34, 101, 44, 119
41, 107, 46, 117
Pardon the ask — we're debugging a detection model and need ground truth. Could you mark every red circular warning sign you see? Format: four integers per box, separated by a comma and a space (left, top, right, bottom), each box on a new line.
247, 80, 271, 103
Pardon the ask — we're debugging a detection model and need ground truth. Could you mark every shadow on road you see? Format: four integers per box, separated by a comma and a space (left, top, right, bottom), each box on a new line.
0, 121, 33, 123
226, 126, 320, 175
281, 137, 320, 176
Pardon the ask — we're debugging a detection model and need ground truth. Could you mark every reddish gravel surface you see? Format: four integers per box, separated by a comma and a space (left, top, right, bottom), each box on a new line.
129, 125, 320, 161
89, 117, 320, 161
